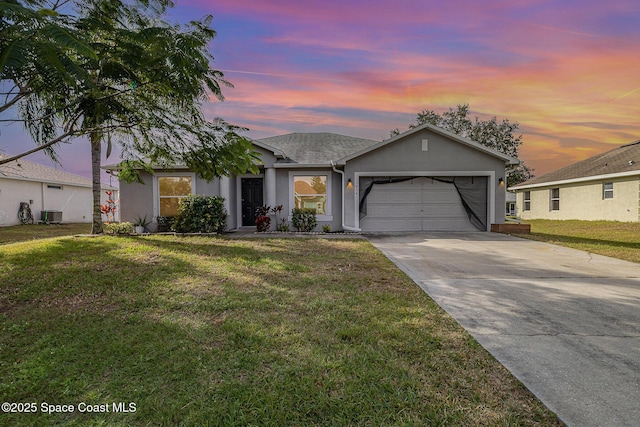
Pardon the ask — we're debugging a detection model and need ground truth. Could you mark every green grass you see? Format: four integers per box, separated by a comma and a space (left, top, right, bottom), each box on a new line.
0, 233, 560, 426
0, 223, 91, 245
517, 220, 640, 263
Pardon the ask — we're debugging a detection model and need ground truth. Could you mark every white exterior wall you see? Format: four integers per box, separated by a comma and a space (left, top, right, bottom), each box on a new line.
0, 178, 39, 226
516, 176, 639, 222
0, 177, 118, 226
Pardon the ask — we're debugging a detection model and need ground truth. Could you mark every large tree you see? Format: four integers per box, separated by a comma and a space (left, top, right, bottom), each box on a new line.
391, 105, 533, 187
1, 0, 258, 233
1, 0, 96, 162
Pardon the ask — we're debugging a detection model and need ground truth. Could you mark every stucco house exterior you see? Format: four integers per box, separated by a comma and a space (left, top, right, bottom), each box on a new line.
0, 154, 118, 226
510, 140, 640, 222
114, 124, 518, 232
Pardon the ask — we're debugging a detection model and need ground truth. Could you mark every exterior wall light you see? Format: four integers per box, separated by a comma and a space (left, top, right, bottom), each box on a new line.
347, 178, 353, 189
498, 177, 505, 187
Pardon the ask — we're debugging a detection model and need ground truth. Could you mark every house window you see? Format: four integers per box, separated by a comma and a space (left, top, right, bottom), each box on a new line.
550, 188, 560, 211
293, 175, 327, 215
603, 182, 614, 199
158, 176, 193, 216
523, 191, 531, 211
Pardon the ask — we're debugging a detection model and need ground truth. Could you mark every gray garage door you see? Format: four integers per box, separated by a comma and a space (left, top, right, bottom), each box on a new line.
359, 177, 486, 232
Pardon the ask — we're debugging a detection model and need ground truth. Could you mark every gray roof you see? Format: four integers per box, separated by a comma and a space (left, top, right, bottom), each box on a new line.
257, 132, 378, 164
512, 140, 640, 189
337, 123, 520, 165
0, 154, 115, 189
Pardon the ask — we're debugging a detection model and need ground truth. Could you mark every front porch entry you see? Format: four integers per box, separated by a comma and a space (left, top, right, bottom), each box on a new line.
241, 177, 264, 226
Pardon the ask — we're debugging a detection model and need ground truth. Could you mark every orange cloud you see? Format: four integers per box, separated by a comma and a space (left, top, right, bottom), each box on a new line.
197, 1, 640, 176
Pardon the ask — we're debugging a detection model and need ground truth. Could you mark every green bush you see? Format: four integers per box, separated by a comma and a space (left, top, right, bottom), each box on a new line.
156, 216, 176, 232
276, 219, 290, 232
104, 222, 132, 235
291, 208, 317, 232
172, 195, 227, 233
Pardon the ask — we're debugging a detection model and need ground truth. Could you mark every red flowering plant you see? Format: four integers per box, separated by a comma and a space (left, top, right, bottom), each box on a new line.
255, 205, 271, 232
100, 190, 119, 223
270, 205, 283, 218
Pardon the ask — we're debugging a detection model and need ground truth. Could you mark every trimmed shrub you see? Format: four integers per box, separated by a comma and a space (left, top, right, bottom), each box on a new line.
104, 222, 132, 235
156, 216, 176, 232
276, 218, 290, 232
172, 195, 227, 233
291, 208, 317, 232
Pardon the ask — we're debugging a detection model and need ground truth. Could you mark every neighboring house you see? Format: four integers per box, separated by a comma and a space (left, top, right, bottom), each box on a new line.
0, 154, 118, 226
510, 140, 640, 222
113, 124, 518, 232
506, 191, 516, 216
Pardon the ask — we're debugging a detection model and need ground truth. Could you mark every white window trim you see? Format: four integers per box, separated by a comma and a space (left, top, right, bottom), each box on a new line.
550, 188, 560, 211
603, 182, 614, 200
152, 172, 196, 219
523, 191, 531, 211
288, 171, 333, 221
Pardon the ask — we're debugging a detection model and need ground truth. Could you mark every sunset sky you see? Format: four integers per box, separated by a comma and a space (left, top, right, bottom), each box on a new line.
1, 0, 639, 180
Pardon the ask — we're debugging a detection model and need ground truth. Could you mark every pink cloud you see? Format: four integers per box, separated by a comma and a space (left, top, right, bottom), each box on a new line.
188, 0, 443, 26
164, 1, 640, 176
10, 0, 638, 179
212, 28, 640, 175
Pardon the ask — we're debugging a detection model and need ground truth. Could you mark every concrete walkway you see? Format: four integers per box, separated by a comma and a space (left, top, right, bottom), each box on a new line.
223, 229, 365, 239
367, 232, 640, 427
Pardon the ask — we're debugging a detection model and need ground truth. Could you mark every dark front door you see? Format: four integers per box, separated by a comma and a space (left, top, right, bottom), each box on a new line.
241, 178, 264, 226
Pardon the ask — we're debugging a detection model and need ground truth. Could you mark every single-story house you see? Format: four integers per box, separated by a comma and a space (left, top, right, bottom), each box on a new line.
0, 154, 118, 226
510, 140, 640, 222
114, 124, 519, 232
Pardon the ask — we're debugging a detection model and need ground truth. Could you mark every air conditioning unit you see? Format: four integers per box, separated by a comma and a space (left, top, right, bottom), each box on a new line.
41, 210, 62, 223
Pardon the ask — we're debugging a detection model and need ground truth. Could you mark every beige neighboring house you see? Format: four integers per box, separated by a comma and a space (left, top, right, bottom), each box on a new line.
510, 140, 640, 222
506, 191, 516, 216
0, 154, 118, 226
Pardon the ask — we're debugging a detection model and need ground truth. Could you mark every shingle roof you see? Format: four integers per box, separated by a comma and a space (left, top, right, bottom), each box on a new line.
0, 154, 115, 188
257, 132, 379, 164
511, 141, 640, 189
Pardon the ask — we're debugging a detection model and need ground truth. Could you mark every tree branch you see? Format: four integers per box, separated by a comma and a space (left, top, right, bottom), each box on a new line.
0, 130, 73, 165
0, 89, 30, 114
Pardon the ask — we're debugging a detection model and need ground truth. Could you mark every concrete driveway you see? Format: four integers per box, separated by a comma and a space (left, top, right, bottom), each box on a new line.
367, 232, 640, 427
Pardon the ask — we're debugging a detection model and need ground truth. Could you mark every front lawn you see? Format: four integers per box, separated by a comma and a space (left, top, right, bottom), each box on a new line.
517, 220, 640, 263
0, 223, 91, 245
0, 235, 560, 426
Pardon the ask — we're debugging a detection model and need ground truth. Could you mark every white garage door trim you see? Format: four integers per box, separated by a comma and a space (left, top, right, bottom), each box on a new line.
354, 171, 496, 231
